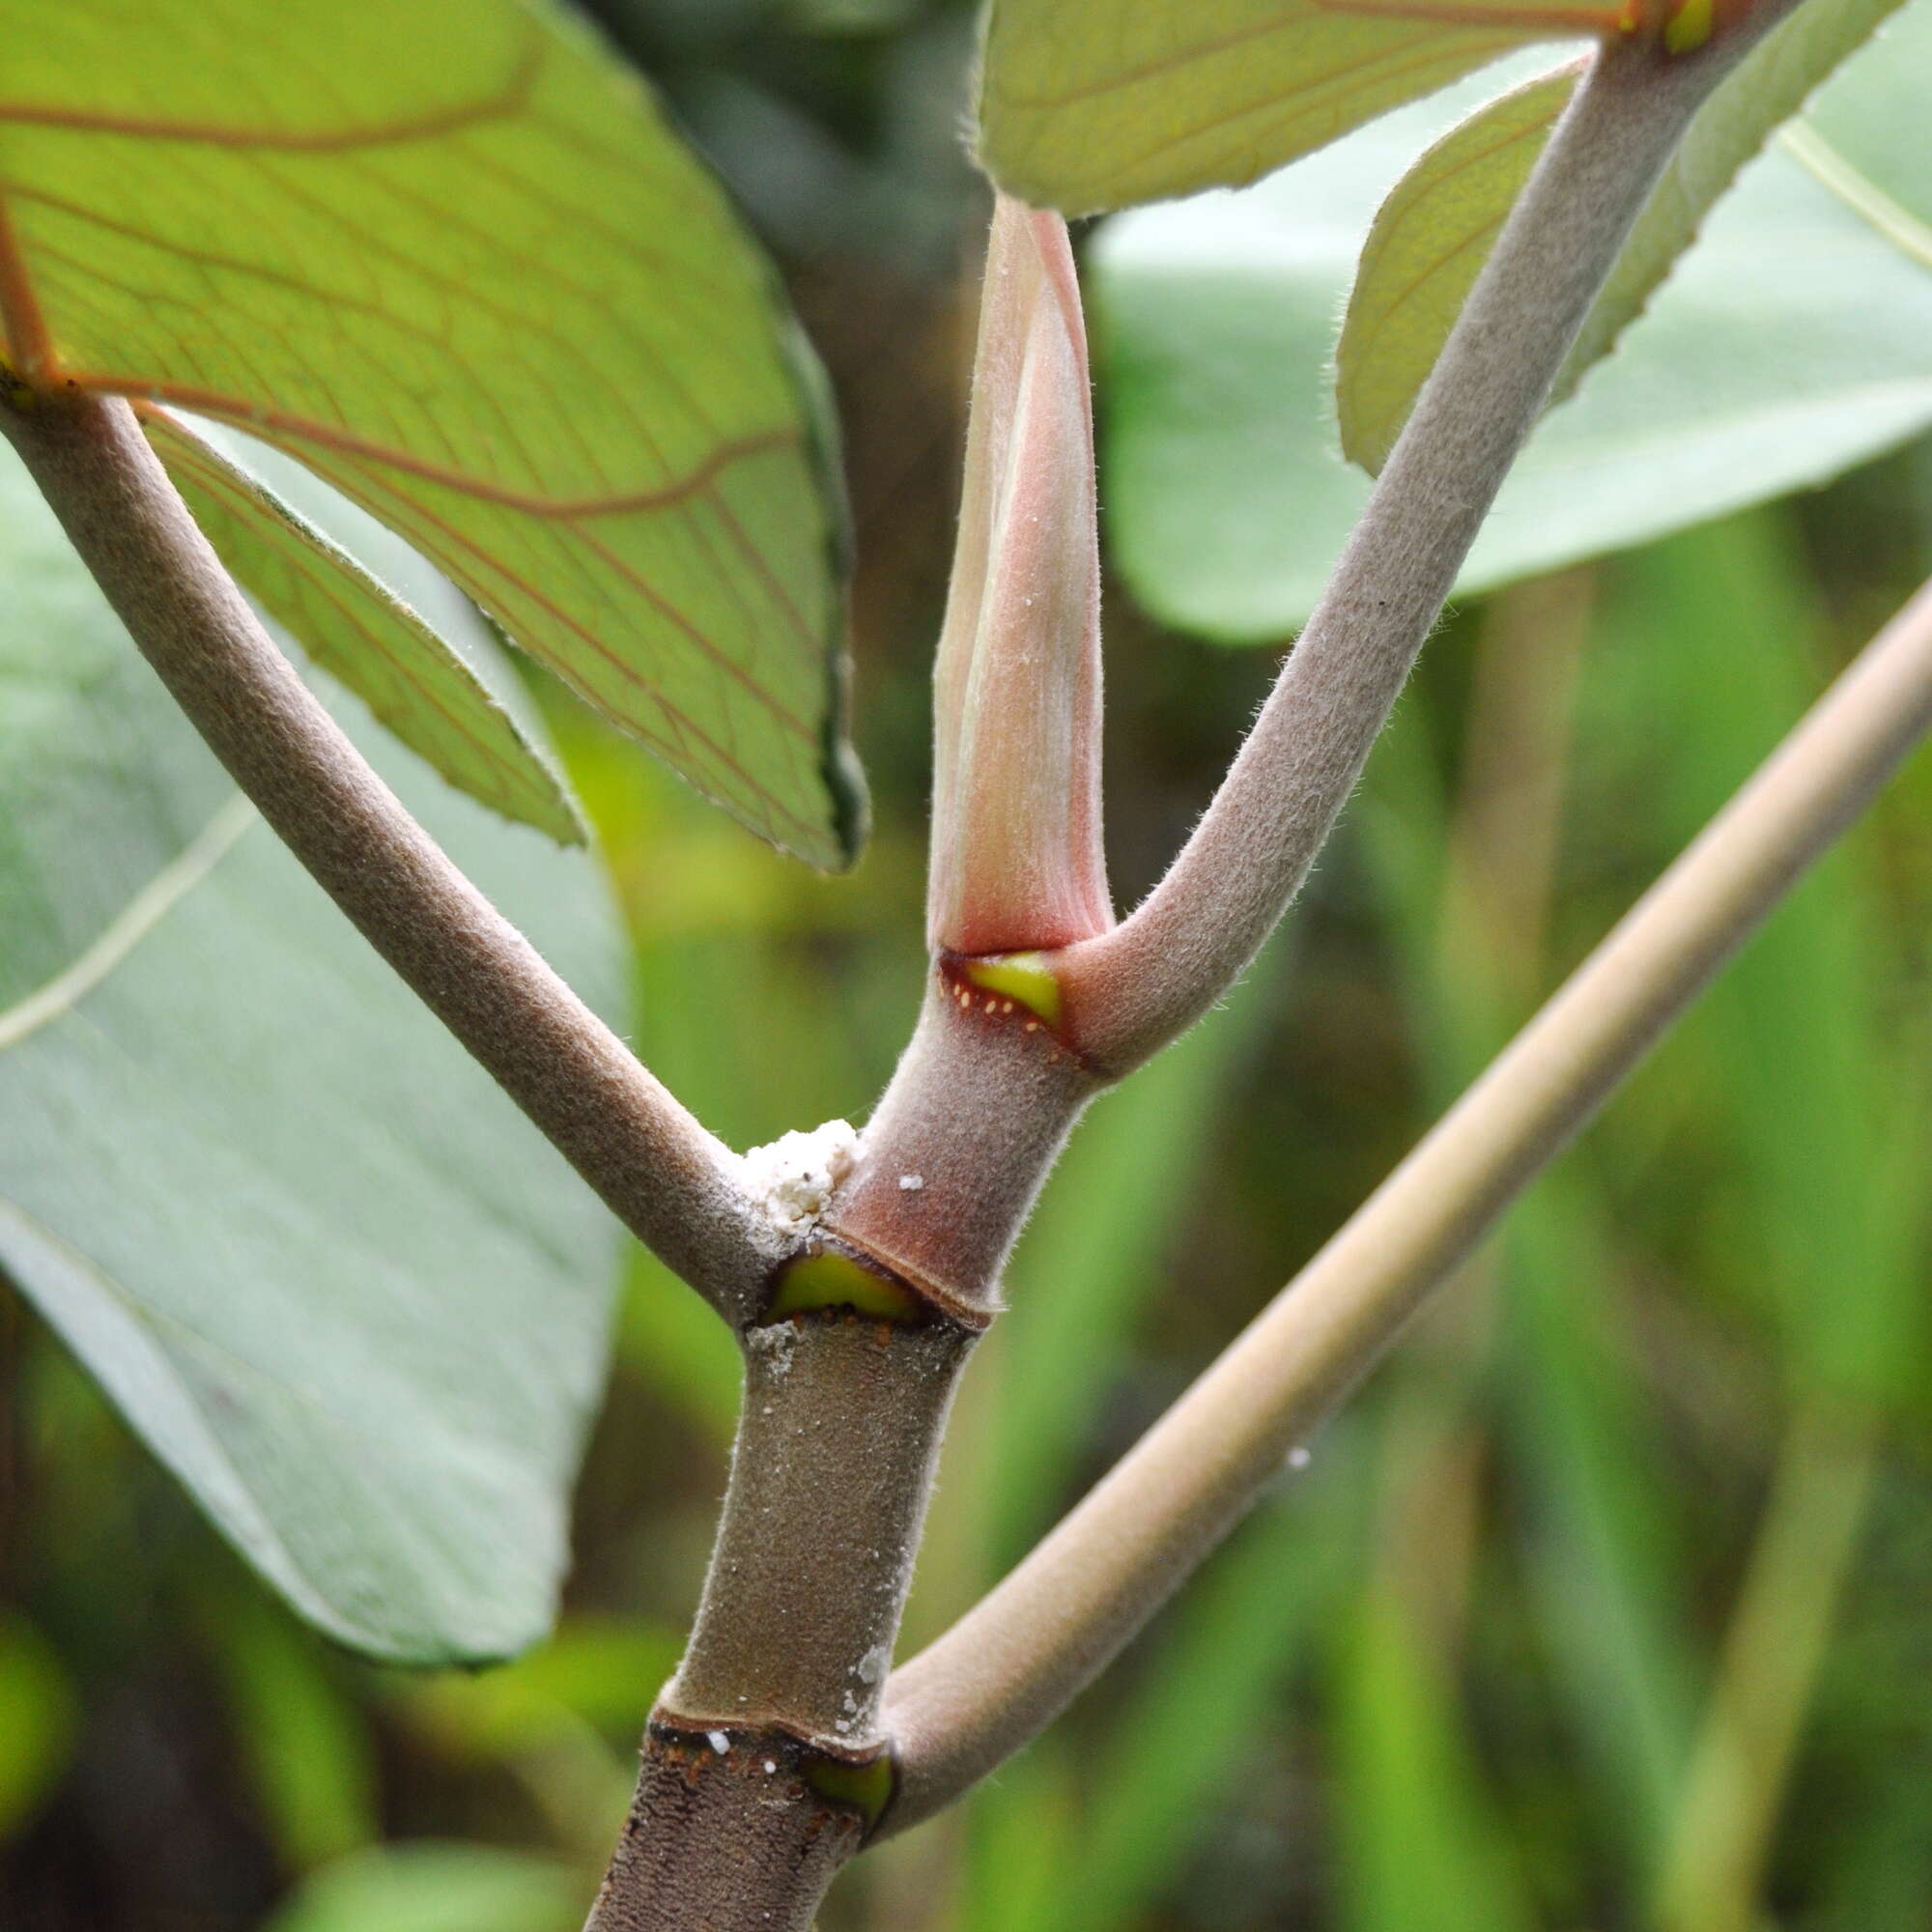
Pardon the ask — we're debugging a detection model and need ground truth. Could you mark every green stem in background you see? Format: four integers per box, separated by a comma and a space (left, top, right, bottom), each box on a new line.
881, 571, 1932, 1831
0, 387, 779, 1324
1655, 1405, 1879, 1932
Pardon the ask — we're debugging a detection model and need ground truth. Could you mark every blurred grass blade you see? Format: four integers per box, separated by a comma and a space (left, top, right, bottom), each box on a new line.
1333, 1591, 1537, 1932
1657, 1410, 1880, 1932
959, 1742, 1079, 1932
1627, 516, 1921, 1402
0, 0, 862, 865
1503, 1193, 1700, 1864
976, 0, 1611, 215
139, 408, 582, 844
1617, 515, 1927, 1924
1042, 1464, 1359, 1932
262, 1843, 580, 1932
0, 1610, 75, 1839
199, 1584, 380, 1873
1337, 0, 1908, 474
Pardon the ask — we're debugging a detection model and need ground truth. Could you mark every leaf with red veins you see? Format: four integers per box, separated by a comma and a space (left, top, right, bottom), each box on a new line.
929, 196, 1113, 958
0, 0, 862, 868
973, 0, 1804, 216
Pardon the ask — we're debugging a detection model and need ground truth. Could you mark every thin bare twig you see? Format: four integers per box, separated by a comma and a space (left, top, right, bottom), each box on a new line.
1, 389, 778, 1321
883, 573, 1932, 1830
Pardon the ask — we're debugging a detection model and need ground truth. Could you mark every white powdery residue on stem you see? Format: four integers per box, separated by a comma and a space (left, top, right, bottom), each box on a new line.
746, 1320, 799, 1378
742, 1119, 860, 1235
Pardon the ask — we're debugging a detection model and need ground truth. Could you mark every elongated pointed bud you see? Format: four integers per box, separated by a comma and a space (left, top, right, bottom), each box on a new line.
928, 195, 1111, 957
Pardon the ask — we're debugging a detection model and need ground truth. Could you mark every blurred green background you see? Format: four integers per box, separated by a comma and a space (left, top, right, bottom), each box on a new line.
4, 2, 1932, 1927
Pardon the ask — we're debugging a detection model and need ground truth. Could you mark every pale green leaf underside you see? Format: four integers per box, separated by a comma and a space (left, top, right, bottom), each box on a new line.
140, 407, 583, 844
0, 449, 626, 1663
1337, 0, 1910, 472
976, 0, 1613, 215
0, 0, 862, 867
1337, 63, 1580, 473
1096, 14, 1932, 641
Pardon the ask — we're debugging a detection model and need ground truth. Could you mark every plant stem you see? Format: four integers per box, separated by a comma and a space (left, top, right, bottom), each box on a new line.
0, 388, 777, 1322
585, 979, 1100, 1925
882, 571, 1932, 1830
1654, 1403, 1879, 1932
587, 1316, 976, 1931
1056, 17, 1793, 1075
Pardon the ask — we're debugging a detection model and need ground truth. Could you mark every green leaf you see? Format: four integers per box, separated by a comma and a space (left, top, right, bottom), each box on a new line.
0, 0, 863, 867
0, 1611, 75, 1838
1337, 0, 1908, 473
0, 446, 627, 1664
1804, 0, 1932, 223
263, 1843, 579, 1932
140, 407, 583, 844
1096, 15, 1932, 641
976, 0, 1608, 216
1337, 63, 1581, 474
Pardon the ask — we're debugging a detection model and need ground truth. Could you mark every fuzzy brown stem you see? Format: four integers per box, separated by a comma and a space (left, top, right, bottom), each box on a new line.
586, 1315, 975, 1928
585, 1721, 867, 1932
828, 980, 1100, 1315
1, 387, 777, 1321
585, 973, 1095, 1924
668, 1316, 974, 1742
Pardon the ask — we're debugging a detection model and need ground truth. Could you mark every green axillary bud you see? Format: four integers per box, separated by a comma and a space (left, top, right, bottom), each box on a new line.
802, 1748, 895, 1830
960, 951, 1062, 1026
1663, 0, 1714, 52
765, 1249, 923, 1323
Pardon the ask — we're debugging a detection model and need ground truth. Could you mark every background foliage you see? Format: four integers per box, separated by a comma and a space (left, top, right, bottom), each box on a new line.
3, 2, 1931, 1927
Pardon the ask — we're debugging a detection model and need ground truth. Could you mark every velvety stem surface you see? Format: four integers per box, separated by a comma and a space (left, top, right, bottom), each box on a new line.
668, 1318, 973, 1742
583, 1725, 862, 1932
587, 1315, 975, 1931
883, 572, 1932, 1829
1056, 14, 1798, 1074
1, 388, 777, 1321
828, 981, 1100, 1317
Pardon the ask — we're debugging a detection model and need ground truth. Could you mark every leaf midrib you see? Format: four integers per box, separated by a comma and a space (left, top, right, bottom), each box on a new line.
0, 793, 255, 1053
1781, 122, 1932, 272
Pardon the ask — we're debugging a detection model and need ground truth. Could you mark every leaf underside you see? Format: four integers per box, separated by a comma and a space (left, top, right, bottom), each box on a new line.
1094, 5, 1932, 641
1336, 0, 1913, 474
0, 0, 864, 867
975, 0, 1614, 215
0, 448, 627, 1664
1336, 62, 1582, 474
141, 406, 584, 843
